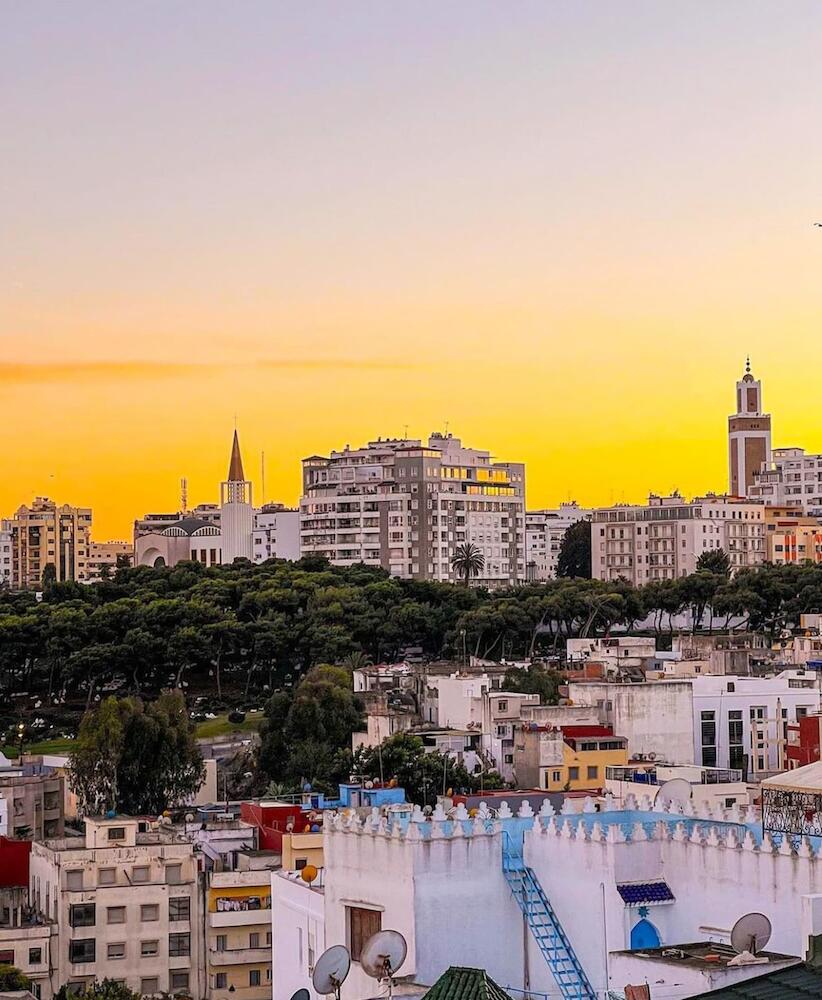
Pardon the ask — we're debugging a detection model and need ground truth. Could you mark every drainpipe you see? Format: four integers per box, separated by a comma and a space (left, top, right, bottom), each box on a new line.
600, 882, 609, 998
522, 911, 530, 997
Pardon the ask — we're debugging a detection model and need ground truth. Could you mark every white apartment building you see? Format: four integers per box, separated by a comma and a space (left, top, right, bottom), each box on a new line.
692, 670, 821, 777
750, 446, 822, 516
252, 505, 300, 563
29, 816, 203, 998
300, 432, 526, 586
591, 492, 766, 583
270, 871, 325, 1000
525, 502, 590, 581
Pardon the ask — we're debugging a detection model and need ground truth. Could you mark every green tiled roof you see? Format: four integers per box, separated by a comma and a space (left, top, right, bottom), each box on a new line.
422, 968, 515, 1000
686, 961, 822, 999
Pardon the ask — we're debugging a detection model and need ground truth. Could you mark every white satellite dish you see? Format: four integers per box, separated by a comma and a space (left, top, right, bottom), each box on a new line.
290, 990, 310, 1000
312, 945, 351, 999
730, 912, 772, 956
653, 778, 692, 810
360, 929, 408, 995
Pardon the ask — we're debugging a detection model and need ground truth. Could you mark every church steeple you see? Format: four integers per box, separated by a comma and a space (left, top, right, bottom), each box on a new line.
227, 429, 245, 482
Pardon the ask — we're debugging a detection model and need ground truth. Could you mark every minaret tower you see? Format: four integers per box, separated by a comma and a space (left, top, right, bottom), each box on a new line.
728, 358, 771, 496
220, 430, 254, 563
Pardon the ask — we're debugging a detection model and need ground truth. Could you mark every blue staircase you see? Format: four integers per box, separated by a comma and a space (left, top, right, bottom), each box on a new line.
502, 832, 597, 1000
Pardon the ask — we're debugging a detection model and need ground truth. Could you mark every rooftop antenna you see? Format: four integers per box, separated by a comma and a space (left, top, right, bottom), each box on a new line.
180, 478, 188, 513
261, 451, 266, 505
312, 945, 351, 1000
653, 777, 691, 810
444, 420, 450, 436
360, 930, 408, 1000
730, 912, 772, 957
403, 424, 409, 440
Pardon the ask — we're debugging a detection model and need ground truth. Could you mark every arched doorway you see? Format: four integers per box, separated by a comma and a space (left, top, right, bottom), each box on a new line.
630, 918, 661, 950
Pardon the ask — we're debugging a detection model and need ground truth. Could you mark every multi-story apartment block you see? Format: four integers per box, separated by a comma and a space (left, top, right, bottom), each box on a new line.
763, 505, 822, 564
0, 524, 12, 588
30, 816, 203, 998
300, 432, 526, 586
6, 498, 92, 590
206, 861, 276, 1000
591, 493, 767, 583
0, 766, 65, 840
252, 504, 300, 563
86, 541, 133, 582
525, 502, 591, 581
750, 447, 822, 516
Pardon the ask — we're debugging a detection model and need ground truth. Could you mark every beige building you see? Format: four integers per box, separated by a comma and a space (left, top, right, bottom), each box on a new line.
0, 526, 12, 588
763, 505, 822, 564
525, 503, 591, 581
0, 769, 64, 841
0, 887, 57, 1000
86, 541, 133, 582
29, 816, 202, 998
6, 498, 92, 590
206, 861, 275, 1000
591, 492, 767, 583
301, 432, 526, 586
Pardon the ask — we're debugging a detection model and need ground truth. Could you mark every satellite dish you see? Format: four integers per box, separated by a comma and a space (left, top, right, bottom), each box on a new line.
312, 945, 351, 999
360, 929, 408, 981
290, 991, 310, 1000
653, 778, 692, 810
731, 912, 772, 956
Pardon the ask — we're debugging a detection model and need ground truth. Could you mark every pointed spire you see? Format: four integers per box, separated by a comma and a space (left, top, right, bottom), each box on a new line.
745, 355, 751, 375
227, 430, 245, 482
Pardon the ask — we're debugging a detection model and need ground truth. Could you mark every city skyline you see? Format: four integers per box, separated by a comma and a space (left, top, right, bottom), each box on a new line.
4, 3, 822, 538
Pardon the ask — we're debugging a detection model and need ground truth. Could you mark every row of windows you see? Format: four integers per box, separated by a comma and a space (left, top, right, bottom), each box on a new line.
69, 898, 190, 926
69, 933, 190, 964
65, 863, 183, 890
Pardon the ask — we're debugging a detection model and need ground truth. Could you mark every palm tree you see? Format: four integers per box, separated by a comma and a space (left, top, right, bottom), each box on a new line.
342, 651, 373, 671
451, 543, 485, 586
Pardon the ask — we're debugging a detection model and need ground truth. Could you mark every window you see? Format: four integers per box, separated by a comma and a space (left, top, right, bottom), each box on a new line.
587, 766, 598, 781
166, 864, 182, 885
169, 933, 190, 957
107, 943, 125, 960
216, 935, 227, 952
701, 710, 717, 766
140, 940, 159, 958
29, 948, 42, 965
249, 932, 260, 948
170, 972, 190, 992
215, 974, 227, 990
348, 906, 382, 962
107, 907, 126, 924
551, 770, 561, 783
107, 827, 126, 841
0, 950, 13, 964
727, 682, 735, 692
98, 868, 116, 886
728, 710, 745, 770
69, 940, 95, 964
266, 932, 272, 946
140, 979, 159, 996
169, 897, 190, 921
141, 904, 159, 922
568, 767, 579, 781
497, 700, 508, 712
249, 971, 261, 987
295, 858, 307, 870
132, 866, 150, 884
66, 871, 83, 891
70, 903, 96, 928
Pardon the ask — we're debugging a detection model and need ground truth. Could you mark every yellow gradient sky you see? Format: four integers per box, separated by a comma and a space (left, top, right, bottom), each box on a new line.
3, 3, 822, 539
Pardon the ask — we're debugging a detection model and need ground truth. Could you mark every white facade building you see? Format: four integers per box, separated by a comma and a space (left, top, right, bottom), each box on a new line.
270, 871, 325, 1000
591, 493, 767, 583
691, 670, 822, 776
0, 524, 12, 587
253, 505, 300, 562
525, 503, 591, 581
301, 433, 526, 586
317, 797, 821, 1000
750, 446, 822, 516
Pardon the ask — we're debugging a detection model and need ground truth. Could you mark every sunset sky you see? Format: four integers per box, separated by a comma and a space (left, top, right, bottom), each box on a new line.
3, 2, 822, 539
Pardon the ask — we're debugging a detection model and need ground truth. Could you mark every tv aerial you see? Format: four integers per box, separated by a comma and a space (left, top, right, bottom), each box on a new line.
360, 930, 408, 998
730, 912, 772, 957
653, 777, 692, 810
312, 945, 351, 1000
289, 991, 310, 1000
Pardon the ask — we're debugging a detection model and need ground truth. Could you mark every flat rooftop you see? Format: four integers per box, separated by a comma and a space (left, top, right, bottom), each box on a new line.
614, 941, 798, 972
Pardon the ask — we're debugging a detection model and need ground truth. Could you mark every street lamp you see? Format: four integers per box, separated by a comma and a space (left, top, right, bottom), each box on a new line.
460, 628, 467, 669
16, 723, 24, 760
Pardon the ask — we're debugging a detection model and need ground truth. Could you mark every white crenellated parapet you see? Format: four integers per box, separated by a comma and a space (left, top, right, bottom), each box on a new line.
478, 802, 491, 820
560, 818, 575, 839
497, 801, 513, 819
560, 798, 576, 816
432, 803, 448, 822
517, 800, 535, 818
638, 794, 653, 812
744, 804, 758, 825
539, 798, 556, 819
631, 822, 648, 842
454, 802, 470, 821
601, 793, 616, 812
624, 793, 638, 811
411, 805, 426, 823
582, 797, 597, 814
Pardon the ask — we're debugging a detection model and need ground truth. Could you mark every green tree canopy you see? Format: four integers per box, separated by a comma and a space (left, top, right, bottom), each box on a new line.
54, 980, 142, 1000
68, 692, 204, 816
556, 521, 592, 578
696, 548, 732, 578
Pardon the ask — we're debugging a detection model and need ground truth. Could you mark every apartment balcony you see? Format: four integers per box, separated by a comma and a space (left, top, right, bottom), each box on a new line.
208, 946, 271, 967
209, 907, 271, 928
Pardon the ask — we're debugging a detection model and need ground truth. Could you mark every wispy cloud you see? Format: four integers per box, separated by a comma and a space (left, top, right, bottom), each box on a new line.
0, 358, 413, 385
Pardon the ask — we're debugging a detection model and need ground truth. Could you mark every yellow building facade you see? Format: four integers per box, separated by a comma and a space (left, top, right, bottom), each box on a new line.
206, 870, 273, 1000
513, 725, 629, 791
764, 506, 822, 564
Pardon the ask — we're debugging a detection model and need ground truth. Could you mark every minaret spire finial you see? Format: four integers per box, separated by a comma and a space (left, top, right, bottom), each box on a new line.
227, 429, 245, 482
745, 355, 751, 375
